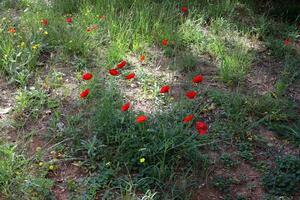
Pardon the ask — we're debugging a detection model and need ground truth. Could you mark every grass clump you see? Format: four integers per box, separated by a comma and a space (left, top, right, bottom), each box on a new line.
14, 87, 58, 122
0, 144, 53, 199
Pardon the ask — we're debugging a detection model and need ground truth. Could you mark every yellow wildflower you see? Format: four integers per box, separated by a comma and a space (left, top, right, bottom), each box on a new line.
44, 31, 48, 35
48, 165, 54, 170
139, 157, 145, 163
36, 147, 42, 151
32, 44, 40, 49
38, 162, 44, 167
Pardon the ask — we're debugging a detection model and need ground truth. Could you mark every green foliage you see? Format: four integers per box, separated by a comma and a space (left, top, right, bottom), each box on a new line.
275, 56, 300, 95
0, 26, 42, 85
220, 153, 238, 168
262, 156, 300, 196
209, 90, 299, 143
14, 87, 58, 121
62, 79, 208, 199
0, 144, 53, 199
208, 90, 250, 139
212, 175, 234, 193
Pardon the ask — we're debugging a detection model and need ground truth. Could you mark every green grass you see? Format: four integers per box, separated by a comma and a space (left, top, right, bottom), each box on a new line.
0, 144, 53, 199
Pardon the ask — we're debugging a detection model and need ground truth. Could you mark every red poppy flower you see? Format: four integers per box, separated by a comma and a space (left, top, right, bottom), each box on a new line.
186, 91, 197, 99
8, 27, 16, 33
41, 19, 49, 26
140, 54, 145, 62
66, 17, 73, 23
284, 38, 291, 46
183, 115, 194, 123
117, 60, 127, 68
125, 73, 135, 80
160, 85, 170, 93
162, 39, 168, 46
82, 72, 93, 80
136, 115, 148, 123
192, 75, 203, 83
196, 121, 208, 135
121, 102, 130, 112
181, 6, 188, 13
109, 69, 120, 76
80, 89, 90, 98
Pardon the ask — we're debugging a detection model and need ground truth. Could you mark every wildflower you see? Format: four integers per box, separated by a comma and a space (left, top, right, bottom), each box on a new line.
117, 60, 127, 68
32, 44, 40, 50
82, 72, 93, 80
160, 85, 170, 93
186, 91, 197, 99
66, 17, 73, 23
136, 115, 147, 123
195, 121, 208, 135
139, 157, 145, 163
80, 89, 90, 98
183, 115, 194, 123
86, 27, 91, 32
36, 147, 42, 151
40, 19, 48, 26
50, 151, 56, 155
44, 31, 48, 35
192, 75, 203, 83
121, 102, 131, 112
162, 39, 168, 46
109, 69, 119, 76
140, 54, 145, 62
99, 15, 106, 20
181, 6, 188, 13
125, 73, 135, 80
20, 42, 25, 47
91, 24, 98, 30
38, 162, 44, 167
8, 27, 16, 33
284, 38, 291, 46
48, 165, 54, 170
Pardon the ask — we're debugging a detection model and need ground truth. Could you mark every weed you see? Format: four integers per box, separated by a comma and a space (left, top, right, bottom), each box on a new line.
220, 153, 238, 168
0, 144, 53, 199
212, 175, 234, 193
14, 87, 58, 122
262, 156, 300, 196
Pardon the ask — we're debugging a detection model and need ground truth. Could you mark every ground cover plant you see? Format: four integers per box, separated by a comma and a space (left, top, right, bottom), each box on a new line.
0, 0, 300, 199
